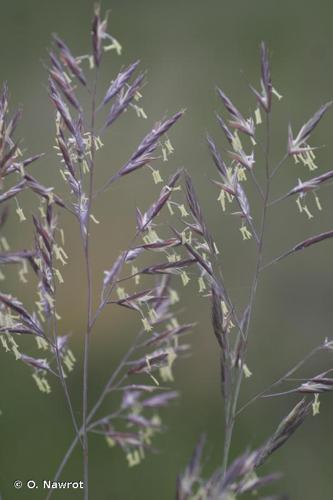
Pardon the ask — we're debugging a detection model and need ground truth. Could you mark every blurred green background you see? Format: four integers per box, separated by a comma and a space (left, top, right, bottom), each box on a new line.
1, 0, 333, 498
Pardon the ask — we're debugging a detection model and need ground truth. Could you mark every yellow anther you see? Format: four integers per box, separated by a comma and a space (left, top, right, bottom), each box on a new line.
314, 193, 322, 211
167, 201, 174, 215
90, 214, 100, 224
198, 277, 206, 292
255, 107, 262, 125
180, 271, 190, 286
296, 197, 303, 213
272, 87, 283, 100
152, 169, 163, 184
303, 205, 313, 220
178, 205, 189, 217
16, 207, 26, 222
165, 139, 174, 154
142, 318, 152, 332
240, 226, 252, 240
36, 337, 49, 350
126, 451, 141, 467
55, 269, 64, 284
243, 364, 252, 378
218, 190, 226, 211
312, 393, 320, 416
0, 237, 10, 251
117, 288, 126, 300
169, 289, 179, 304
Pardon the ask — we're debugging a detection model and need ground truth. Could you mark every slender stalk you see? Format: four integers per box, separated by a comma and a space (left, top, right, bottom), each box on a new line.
82, 68, 99, 500
82, 257, 91, 499
45, 328, 145, 500
270, 152, 288, 179
93, 172, 119, 199
52, 307, 82, 446
46, 225, 143, 500
47, 236, 82, 446
89, 231, 140, 332
222, 113, 271, 475
46, 221, 141, 500
236, 343, 323, 415
249, 168, 264, 200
